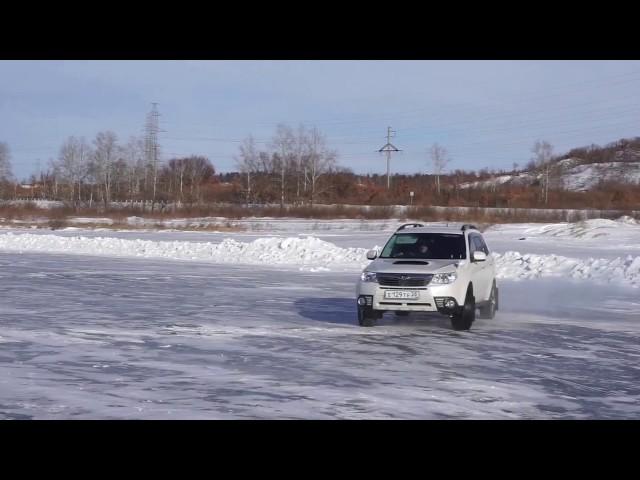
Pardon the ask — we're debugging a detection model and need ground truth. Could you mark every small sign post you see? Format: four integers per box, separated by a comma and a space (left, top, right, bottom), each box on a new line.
409, 191, 414, 206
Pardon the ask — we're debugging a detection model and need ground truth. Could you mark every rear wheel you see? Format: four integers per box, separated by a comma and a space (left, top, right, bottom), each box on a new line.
358, 306, 378, 327
451, 288, 475, 331
478, 282, 497, 319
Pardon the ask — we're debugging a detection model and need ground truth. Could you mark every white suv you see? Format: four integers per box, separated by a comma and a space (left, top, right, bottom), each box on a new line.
356, 223, 498, 330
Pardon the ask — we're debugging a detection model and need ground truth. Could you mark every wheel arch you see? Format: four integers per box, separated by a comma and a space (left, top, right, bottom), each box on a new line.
466, 282, 474, 299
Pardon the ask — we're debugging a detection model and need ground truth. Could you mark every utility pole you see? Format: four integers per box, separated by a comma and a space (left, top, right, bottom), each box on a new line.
280, 144, 286, 210
378, 126, 400, 189
544, 164, 549, 205
246, 170, 251, 207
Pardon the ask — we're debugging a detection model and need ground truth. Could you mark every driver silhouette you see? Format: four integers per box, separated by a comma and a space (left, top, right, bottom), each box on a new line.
415, 238, 429, 257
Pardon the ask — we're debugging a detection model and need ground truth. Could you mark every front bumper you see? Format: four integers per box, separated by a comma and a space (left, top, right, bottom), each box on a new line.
356, 280, 467, 314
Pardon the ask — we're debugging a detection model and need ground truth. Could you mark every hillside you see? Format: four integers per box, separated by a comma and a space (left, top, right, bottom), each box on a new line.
460, 137, 640, 192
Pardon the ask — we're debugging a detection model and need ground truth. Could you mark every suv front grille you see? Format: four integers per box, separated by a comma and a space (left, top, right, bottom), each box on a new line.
377, 273, 433, 287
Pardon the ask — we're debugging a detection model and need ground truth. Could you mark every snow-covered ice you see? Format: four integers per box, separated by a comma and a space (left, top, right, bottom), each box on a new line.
0, 217, 639, 419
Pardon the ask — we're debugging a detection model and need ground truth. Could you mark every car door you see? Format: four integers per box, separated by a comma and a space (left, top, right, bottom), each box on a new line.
474, 235, 493, 301
469, 234, 490, 301
467, 233, 486, 300
479, 234, 495, 280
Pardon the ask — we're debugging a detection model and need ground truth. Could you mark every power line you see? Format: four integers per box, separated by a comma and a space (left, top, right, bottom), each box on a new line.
398, 93, 640, 137
248, 67, 640, 130
160, 103, 640, 159
153, 84, 640, 151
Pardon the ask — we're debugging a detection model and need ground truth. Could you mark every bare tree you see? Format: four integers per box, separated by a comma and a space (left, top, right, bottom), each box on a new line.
182, 156, 215, 204
90, 131, 118, 208
165, 157, 188, 204
120, 137, 145, 205
235, 135, 259, 206
429, 143, 451, 196
294, 124, 307, 203
56, 136, 90, 207
0, 142, 13, 198
531, 140, 554, 205
271, 124, 296, 209
233, 125, 340, 206
305, 126, 337, 206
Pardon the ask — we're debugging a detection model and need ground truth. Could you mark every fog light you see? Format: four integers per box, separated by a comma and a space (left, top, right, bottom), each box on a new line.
445, 299, 457, 308
357, 297, 367, 306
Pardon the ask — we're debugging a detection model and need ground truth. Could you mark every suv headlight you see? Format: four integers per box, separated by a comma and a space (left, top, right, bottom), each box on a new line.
360, 271, 378, 282
431, 272, 457, 284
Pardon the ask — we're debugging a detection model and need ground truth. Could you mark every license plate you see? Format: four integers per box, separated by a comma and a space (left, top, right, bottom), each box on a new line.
384, 290, 419, 300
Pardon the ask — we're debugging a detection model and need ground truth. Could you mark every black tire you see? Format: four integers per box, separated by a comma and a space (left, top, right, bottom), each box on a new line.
451, 288, 475, 331
478, 282, 497, 319
358, 306, 377, 327
395, 311, 410, 317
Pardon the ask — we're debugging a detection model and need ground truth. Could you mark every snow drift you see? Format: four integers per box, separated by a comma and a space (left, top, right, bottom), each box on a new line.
1, 231, 639, 285
494, 251, 640, 285
524, 217, 638, 239
0, 232, 370, 270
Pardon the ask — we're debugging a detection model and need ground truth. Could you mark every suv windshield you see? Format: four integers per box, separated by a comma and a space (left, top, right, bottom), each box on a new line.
380, 233, 467, 260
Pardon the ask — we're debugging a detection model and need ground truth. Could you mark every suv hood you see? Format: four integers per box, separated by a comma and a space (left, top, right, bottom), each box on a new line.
365, 257, 465, 274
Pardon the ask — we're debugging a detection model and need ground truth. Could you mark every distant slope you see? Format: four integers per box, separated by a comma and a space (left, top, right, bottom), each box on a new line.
460, 137, 640, 192
460, 160, 640, 192
560, 161, 640, 191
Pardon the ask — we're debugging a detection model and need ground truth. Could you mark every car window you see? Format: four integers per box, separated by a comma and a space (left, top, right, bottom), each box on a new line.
473, 237, 484, 254
478, 236, 490, 254
469, 233, 489, 256
380, 233, 466, 260
468, 234, 478, 254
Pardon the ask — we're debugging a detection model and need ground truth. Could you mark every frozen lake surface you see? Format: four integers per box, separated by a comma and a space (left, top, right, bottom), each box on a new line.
1, 218, 639, 418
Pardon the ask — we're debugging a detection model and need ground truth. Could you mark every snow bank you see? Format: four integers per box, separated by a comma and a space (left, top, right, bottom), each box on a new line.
69, 217, 115, 225
522, 217, 640, 239
121, 216, 398, 232
0, 232, 370, 270
1, 231, 639, 284
494, 252, 640, 286
126, 216, 147, 226
2, 200, 64, 209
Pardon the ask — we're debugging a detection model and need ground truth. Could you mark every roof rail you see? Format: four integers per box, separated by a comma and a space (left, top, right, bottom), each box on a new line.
460, 224, 478, 231
396, 223, 424, 232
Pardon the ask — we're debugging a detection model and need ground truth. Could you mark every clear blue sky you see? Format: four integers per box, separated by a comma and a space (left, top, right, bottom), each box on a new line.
2, 60, 640, 181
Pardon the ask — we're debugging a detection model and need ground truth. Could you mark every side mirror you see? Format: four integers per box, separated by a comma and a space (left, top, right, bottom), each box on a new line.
366, 249, 378, 260
472, 251, 487, 262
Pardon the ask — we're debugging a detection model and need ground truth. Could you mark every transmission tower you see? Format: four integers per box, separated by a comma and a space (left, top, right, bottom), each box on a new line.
378, 126, 401, 189
144, 103, 161, 210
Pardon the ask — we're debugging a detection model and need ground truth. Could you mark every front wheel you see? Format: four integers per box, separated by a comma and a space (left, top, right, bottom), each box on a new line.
451, 289, 475, 331
358, 306, 378, 327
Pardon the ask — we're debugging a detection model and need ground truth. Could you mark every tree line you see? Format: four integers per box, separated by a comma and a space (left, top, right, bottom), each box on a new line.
3, 130, 639, 213
3, 124, 343, 210
234, 124, 338, 207
6, 133, 216, 211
